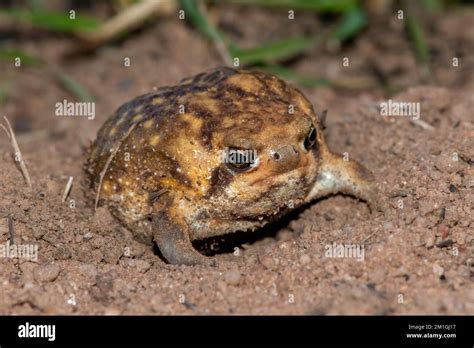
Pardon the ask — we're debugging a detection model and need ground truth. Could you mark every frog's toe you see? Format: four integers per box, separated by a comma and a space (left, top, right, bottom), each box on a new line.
152, 211, 217, 266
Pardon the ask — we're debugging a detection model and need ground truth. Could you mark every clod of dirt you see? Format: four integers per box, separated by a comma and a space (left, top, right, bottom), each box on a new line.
433, 263, 445, 278
425, 236, 435, 249
299, 254, 311, 265
224, 268, 242, 286
91, 271, 115, 302
92, 207, 116, 227
120, 259, 151, 273
78, 264, 98, 280
33, 264, 61, 283
53, 246, 72, 260
436, 239, 454, 248
260, 254, 277, 270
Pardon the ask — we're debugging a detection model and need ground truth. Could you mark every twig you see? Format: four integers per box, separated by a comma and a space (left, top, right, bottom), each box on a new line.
95, 123, 137, 210
76, 0, 176, 52
410, 118, 434, 131
1, 116, 32, 190
7, 215, 14, 245
362, 230, 376, 244
62, 176, 74, 202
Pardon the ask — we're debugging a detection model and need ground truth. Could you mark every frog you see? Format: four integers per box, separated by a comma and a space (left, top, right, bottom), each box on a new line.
84, 67, 379, 266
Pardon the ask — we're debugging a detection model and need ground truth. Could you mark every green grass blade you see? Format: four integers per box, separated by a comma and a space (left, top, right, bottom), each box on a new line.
230, 36, 315, 65
329, 7, 367, 42
180, 0, 232, 63
0, 49, 42, 66
220, 0, 359, 13
405, 14, 429, 63
0, 83, 10, 105
2, 9, 100, 33
421, 0, 443, 13
53, 71, 95, 102
179, 0, 222, 41
0, 48, 93, 101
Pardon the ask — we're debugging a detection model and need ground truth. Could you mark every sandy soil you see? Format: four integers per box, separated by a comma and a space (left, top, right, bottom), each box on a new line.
0, 4, 472, 314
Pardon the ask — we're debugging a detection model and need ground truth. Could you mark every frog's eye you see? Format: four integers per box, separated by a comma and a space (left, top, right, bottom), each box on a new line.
223, 147, 258, 173
303, 126, 317, 151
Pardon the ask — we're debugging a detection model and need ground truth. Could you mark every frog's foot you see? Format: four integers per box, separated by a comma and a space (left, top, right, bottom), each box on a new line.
306, 148, 382, 212
152, 212, 217, 266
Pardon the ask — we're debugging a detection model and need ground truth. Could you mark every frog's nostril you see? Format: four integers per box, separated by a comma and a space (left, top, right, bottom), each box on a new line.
270, 145, 301, 173
271, 145, 299, 162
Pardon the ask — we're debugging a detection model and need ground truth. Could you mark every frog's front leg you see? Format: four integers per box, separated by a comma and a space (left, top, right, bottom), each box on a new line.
306, 145, 380, 212
152, 210, 217, 266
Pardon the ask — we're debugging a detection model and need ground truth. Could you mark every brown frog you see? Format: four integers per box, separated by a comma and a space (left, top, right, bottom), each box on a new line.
84, 67, 378, 266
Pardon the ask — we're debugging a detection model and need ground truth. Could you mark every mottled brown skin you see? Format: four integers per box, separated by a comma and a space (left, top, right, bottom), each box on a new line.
85, 67, 378, 266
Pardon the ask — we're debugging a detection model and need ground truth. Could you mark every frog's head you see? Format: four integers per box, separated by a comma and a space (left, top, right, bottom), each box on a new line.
160, 68, 378, 218
201, 69, 378, 217
185, 71, 318, 217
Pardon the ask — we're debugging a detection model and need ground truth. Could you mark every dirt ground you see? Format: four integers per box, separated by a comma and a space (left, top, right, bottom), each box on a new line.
0, 4, 473, 315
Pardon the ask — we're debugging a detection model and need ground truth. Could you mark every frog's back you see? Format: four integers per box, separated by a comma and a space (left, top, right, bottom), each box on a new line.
85, 67, 239, 186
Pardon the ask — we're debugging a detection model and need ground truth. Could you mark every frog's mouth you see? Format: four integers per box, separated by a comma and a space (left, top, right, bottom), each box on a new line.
305, 148, 379, 212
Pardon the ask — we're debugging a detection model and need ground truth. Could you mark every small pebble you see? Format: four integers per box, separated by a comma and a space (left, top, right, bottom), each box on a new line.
270, 284, 278, 297
438, 207, 446, 223
33, 264, 61, 283
428, 170, 442, 181
438, 224, 449, 239
425, 236, 435, 249
436, 239, 454, 248
54, 246, 72, 260
341, 224, 353, 235
299, 254, 311, 265
224, 268, 241, 286
432, 263, 444, 278
79, 264, 98, 279
32, 227, 46, 239
434, 154, 460, 174
134, 260, 151, 273
396, 266, 408, 277
323, 213, 335, 221
19, 199, 31, 211
58, 220, 65, 230
95, 272, 114, 293
260, 254, 276, 270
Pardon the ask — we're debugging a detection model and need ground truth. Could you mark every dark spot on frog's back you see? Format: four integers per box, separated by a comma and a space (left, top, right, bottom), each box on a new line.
200, 118, 219, 150
190, 67, 238, 87
225, 84, 253, 99
189, 104, 213, 118
115, 93, 151, 118
156, 150, 193, 188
